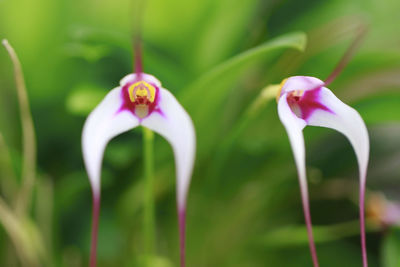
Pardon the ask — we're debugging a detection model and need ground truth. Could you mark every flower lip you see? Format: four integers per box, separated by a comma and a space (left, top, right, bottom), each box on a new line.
119, 75, 161, 119
128, 80, 156, 104
278, 76, 333, 121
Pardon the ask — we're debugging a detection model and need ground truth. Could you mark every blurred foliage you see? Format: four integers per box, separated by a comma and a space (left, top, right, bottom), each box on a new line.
0, 0, 400, 266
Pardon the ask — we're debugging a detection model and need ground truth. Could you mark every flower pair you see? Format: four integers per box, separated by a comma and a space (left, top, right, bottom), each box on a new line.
83, 48, 370, 267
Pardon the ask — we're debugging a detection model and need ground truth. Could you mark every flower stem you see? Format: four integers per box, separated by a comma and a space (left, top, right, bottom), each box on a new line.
324, 23, 367, 86
132, 0, 145, 77
143, 127, 155, 261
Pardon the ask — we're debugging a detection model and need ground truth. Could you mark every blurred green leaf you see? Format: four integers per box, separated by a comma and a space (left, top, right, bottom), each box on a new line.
64, 42, 111, 62
259, 220, 380, 248
193, 0, 259, 70
0, 198, 46, 266
183, 31, 306, 104
66, 84, 107, 116
356, 93, 400, 124
382, 227, 400, 267
181, 31, 307, 157
135, 255, 174, 267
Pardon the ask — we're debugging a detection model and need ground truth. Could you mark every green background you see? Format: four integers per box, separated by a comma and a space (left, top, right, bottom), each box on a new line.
0, 0, 399, 266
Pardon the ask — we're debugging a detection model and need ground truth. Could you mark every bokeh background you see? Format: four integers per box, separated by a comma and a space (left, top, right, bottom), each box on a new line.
0, 0, 399, 266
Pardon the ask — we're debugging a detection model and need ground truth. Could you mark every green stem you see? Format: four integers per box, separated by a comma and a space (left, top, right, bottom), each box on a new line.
0, 131, 18, 201
142, 127, 155, 261
2, 40, 37, 216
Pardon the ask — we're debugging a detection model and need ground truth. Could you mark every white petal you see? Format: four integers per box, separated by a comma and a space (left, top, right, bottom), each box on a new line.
278, 94, 307, 184
306, 87, 369, 184
141, 88, 196, 210
306, 87, 369, 266
82, 87, 139, 196
277, 95, 319, 265
280, 76, 325, 97
119, 73, 162, 87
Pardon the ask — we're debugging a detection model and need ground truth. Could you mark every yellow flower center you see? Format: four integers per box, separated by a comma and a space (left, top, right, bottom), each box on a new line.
128, 81, 156, 104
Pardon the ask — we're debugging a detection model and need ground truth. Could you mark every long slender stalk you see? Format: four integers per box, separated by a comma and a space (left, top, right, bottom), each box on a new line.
299, 180, 319, 267
2, 39, 37, 216
35, 176, 54, 266
360, 180, 368, 267
324, 24, 368, 86
90, 192, 100, 267
142, 127, 155, 262
0, 131, 18, 201
178, 208, 186, 267
132, 0, 145, 76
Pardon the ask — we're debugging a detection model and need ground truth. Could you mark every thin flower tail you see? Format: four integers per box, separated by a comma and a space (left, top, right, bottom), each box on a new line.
278, 96, 320, 267
141, 88, 196, 267
179, 209, 186, 267
306, 88, 369, 267
82, 86, 139, 267
90, 193, 100, 267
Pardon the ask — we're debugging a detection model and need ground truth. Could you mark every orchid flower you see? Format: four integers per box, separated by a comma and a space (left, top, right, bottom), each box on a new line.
277, 76, 369, 265
276, 29, 369, 267
82, 43, 195, 267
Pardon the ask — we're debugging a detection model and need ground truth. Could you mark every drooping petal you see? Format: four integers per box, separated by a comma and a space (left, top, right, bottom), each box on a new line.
306, 87, 369, 184
82, 86, 140, 267
141, 88, 196, 210
141, 88, 195, 267
305, 87, 369, 266
82, 86, 140, 196
277, 95, 319, 267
